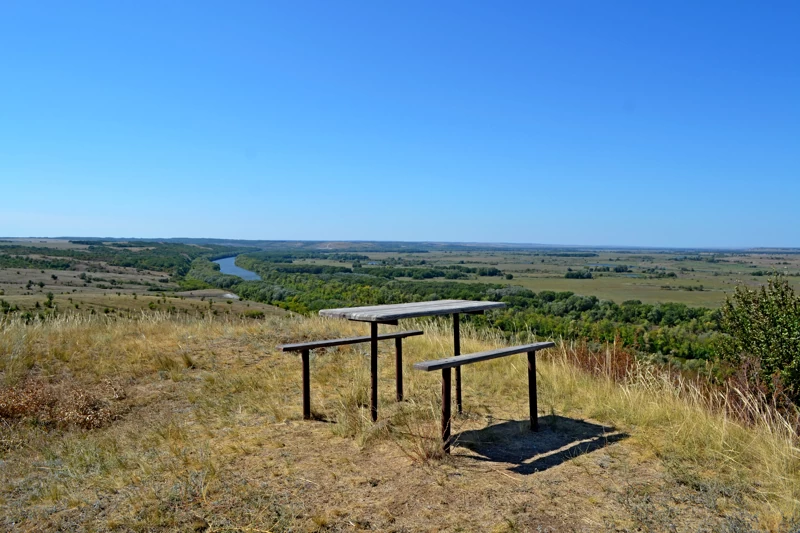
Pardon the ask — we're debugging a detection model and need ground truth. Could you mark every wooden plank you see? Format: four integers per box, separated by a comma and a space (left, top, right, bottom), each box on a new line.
319, 299, 506, 322
279, 330, 423, 352
413, 342, 556, 371
319, 300, 504, 321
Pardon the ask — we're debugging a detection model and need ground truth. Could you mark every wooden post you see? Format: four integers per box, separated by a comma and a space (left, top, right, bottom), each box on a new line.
395, 337, 403, 402
301, 349, 310, 420
453, 313, 462, 414
442, 367, 452, 453
528, 351, 538, 431
370, 322, 378, 422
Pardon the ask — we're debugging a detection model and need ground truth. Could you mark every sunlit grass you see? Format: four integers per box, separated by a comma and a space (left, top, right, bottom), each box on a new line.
0, 312, 797, 530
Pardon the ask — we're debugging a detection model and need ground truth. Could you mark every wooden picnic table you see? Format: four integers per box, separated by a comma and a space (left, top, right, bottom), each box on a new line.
319, 299, 506, 421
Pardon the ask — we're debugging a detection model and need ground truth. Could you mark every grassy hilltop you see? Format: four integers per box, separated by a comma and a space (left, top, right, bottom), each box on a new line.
1, 312, 798, 532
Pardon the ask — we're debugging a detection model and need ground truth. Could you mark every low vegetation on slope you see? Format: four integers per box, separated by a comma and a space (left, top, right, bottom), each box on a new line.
0, 313, 798, 531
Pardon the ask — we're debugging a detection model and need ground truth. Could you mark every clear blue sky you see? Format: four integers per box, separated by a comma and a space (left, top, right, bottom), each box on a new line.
1, 1, 798, 247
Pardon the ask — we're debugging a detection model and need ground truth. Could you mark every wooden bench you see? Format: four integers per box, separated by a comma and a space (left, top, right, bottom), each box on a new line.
279, 330, 424, 419
414, 341, 555, 453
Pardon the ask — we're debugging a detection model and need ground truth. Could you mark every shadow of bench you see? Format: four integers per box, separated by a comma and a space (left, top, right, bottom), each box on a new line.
456, 415, 628, 474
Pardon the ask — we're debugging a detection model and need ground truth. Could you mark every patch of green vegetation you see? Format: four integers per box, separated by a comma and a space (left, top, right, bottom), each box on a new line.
719, 277, 800, 401
184, 254, 723, 361
0, 254, 71, 270
0, 242, 252, 277
565, 270, 593, 279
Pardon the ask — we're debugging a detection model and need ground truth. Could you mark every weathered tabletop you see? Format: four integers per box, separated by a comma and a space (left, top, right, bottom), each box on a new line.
319, 299, 506, 322
319, 299, 507, 421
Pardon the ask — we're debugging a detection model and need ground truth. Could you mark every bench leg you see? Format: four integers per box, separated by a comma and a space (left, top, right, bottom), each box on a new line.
395, 337, 403, 402
370, 322, 378, 422
442, 367, 452, 454
528, 351, 538, 431
453, 313, 462, 414
301, 349, 311, 420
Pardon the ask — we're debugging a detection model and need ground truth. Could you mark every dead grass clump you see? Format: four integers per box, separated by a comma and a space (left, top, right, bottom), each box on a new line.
558, 337, 636, 381
388, 400, 446, 462
329, 365, 383, 444
0, 378, 120, 429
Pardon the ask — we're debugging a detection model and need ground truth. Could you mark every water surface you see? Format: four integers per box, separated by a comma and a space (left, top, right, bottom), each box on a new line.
213, 256, 261, 281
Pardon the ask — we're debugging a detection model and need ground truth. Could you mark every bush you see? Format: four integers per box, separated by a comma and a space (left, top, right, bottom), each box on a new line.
565, 271, 593, 279
244, 310, 265, 319
718, 277, 800, 401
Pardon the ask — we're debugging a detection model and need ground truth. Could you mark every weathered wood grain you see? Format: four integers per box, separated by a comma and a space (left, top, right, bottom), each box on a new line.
318, 299, 506, 321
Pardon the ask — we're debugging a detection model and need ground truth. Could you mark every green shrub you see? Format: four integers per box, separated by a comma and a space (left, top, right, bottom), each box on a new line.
718, 276, 800, 401
565, 270, 593, 279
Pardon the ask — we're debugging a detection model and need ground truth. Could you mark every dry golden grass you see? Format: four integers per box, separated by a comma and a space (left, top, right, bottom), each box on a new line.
0, 312, 798, 531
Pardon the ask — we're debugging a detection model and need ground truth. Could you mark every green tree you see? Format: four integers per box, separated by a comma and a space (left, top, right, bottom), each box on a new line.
718, 277, 800, 400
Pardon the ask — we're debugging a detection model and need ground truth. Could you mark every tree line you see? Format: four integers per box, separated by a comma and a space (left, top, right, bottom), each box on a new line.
184, 254, 723, 363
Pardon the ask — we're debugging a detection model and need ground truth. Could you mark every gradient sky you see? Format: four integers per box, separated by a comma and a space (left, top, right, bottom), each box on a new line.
1, 1, 798, 247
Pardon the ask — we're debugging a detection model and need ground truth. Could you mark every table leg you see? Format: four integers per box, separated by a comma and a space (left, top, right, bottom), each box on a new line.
453, 313, 462, 414
370, 322, 378, 422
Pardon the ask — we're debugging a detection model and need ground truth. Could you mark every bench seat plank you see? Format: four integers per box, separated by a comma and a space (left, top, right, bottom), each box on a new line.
279, 329, 423, 352
413, 341, 555, 371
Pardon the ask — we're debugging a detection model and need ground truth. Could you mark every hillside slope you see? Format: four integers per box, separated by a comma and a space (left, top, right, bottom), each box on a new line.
0, 313, 797, 532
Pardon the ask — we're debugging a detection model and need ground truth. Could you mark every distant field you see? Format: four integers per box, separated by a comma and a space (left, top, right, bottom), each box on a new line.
0, 238, 90, 250
298, 249, 800, 307
3, 239, 800, 311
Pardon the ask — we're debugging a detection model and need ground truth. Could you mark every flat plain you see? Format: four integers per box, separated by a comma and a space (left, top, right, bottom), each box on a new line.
298, 249, 800, 307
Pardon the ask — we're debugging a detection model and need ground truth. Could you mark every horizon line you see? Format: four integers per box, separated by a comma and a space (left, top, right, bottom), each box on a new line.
2, 236, 800, 252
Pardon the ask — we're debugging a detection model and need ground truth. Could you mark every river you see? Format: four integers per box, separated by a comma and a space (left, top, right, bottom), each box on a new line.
213, 256, 261, 281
